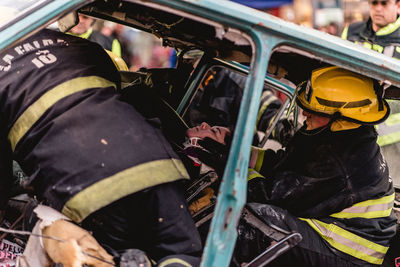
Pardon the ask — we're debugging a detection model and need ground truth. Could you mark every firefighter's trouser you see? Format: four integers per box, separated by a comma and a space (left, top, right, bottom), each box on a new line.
235, 203, 377, 267
82, 181, 202, 267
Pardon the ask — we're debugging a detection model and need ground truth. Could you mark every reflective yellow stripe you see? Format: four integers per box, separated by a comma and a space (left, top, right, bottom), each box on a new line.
302, 218, 387, 264
341, 26, 348, 40
255, 148, 265, 172
62, 158, 189, 222
111, 39, 122, 57
363, 42, 372, 49
247, 168, 265, 181
396, 46, 400, 54
8, 76, 116, 151
330, 193, 394, 219
376, 16, 400, 36
377, 132, 400, 146
372, 44, 384, 53
158, 258, 192, 267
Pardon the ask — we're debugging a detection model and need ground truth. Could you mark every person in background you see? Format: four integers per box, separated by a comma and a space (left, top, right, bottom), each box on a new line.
341, 0, 400, 190
68, 14, 122, 57
341, 0, 400, 58
101, 21, 133, 69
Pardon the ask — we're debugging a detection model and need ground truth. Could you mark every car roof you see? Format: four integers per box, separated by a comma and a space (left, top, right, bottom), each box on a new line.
2, 0, 400, 88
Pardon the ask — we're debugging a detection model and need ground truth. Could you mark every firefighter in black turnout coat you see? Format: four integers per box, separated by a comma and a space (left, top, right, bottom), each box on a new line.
239, 66, 397, 266
0, 29, 202, 266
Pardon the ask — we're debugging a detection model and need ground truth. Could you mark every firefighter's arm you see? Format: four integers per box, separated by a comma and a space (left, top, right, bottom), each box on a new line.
247, 147, 284, 203
268, 152, 344, 217
249, 146, 282, 174
247, 168, 271, 203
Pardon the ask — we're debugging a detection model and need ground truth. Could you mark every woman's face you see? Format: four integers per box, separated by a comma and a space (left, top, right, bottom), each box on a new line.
186, 122, 231, 144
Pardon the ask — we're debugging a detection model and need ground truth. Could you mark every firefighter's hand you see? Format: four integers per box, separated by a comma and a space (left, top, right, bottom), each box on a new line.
271, 118, 294, 147
193, 138, 229, 176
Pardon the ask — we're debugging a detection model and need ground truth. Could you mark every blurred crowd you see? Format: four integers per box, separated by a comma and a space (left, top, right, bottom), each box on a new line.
316, 22, 340, 36
88, 16, 338, 71
93, 20, 177, 71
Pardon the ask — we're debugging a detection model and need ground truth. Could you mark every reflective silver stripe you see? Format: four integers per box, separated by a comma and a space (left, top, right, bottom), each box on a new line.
376, 123, 400, 136
249, 146, 259, 169
249, 146, 265, 171
376, 112, 400, 146
330, 193, 394, 219
376, 112, 400, 134
383, 45, 395, 57
158, 258, 192, 267
302, 219, 387, 264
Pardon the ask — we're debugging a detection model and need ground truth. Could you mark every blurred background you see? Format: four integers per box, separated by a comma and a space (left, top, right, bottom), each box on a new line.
90, 0, 369, 71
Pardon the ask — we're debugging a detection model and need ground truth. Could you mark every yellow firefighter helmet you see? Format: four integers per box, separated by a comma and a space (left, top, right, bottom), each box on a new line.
296, 66, 389, 125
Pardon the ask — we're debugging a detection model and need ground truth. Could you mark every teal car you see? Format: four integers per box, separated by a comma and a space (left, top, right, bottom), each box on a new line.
1, 0, 400, 266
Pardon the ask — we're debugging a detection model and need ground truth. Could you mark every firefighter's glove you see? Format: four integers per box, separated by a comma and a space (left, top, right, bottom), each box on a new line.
193, 138, 229, 176
271, 119, 294, 147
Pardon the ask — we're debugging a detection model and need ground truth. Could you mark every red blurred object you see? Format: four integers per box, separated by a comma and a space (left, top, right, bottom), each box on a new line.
267, 7, 281, 17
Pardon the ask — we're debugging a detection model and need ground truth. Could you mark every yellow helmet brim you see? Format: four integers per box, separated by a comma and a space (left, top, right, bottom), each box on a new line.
296, 80, 390, 125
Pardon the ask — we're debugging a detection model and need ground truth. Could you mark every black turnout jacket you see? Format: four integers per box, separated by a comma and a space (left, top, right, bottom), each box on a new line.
0, 29, 189, 223
249, 125, 397, 265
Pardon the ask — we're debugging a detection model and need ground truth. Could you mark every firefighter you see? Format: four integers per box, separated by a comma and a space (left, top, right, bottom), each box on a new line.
237, 66, 397, 266
341, 0, 400, 188
0, 29, 202, 267
341, 0, 400, 59
68, 14, 122, 58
